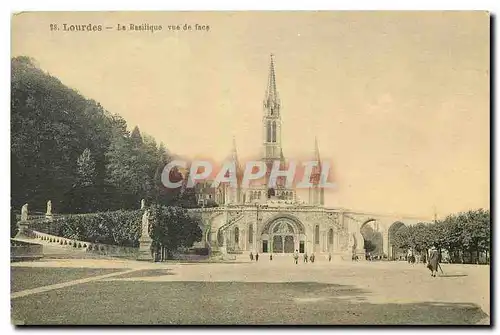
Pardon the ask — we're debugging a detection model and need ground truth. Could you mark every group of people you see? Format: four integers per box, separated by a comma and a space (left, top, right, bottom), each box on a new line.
248, 247, 441, 277
249, 252, 259, 261
292, 251, 333, 264
250, 251, 334, 263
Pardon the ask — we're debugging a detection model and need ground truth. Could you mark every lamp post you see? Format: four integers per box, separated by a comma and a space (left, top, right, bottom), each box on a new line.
254, 202, 262, 253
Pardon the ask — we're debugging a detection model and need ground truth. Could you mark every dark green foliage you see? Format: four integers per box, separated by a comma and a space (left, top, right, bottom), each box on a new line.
363, 240, 377, 253
57, 209, 142, 247
392, 209, 490, 263
361, 224, 383, 255
148, 204, 203, 259
11, 56, 196, 213
11, 209, 18, 238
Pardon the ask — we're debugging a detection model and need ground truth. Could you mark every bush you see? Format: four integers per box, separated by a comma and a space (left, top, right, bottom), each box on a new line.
11, 209, 18, 238
56, 210, 142, 247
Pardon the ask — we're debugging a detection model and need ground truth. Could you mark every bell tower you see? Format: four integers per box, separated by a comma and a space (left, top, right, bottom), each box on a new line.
262, 54, 284, 187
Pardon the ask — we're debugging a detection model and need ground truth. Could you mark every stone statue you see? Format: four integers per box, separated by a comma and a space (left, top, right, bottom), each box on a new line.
140, 199, 145, 210
141, 210, 150, 239
21, 203, 28, 221
46, 200, 52, 216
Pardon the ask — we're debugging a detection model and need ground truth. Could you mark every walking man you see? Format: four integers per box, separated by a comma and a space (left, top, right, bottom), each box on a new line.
293, 250, 299, 264
255, 252, 259, 262
427, 246, 440, 277
250, 252, 254, 261
304, 252, 308, 263
328, 252, 332, 262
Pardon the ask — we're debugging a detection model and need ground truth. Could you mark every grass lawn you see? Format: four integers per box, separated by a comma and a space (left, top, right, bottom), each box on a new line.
11, 279, 488, 325
11, 267, 122, 293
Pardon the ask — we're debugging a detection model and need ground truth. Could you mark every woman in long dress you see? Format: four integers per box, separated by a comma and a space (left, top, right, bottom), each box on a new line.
427, 246, 440, 277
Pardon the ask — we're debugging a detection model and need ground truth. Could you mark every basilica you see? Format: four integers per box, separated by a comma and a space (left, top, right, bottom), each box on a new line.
190, 55, 430, 260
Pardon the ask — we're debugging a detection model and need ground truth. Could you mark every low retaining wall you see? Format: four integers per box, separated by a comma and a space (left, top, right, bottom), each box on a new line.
11, 239, 43, 261
31, 231, 139, 259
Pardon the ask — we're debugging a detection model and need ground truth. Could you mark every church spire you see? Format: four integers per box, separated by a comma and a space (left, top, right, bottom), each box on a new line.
231, 136, 238, 162
309, 137, 325, 206
314, 136, 321, 163
264, 54, 280, 114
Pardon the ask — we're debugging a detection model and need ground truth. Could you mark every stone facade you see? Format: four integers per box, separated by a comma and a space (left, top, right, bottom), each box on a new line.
189, 55, 433, 260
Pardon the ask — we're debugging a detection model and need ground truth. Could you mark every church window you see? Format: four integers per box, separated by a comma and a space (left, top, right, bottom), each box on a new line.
272, 121, 277, 143
267, 121, 272, 142
328, 228, 334, 245
235, 227, 239, 244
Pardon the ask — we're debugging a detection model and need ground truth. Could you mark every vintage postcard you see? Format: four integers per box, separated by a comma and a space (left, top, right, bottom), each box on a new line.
10, 11, 490, 325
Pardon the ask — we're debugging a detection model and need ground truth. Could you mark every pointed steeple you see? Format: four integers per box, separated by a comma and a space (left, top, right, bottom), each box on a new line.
231, 136, 239, 163
309, 137, 325, 206
264, 54, 280, 114
314, 136, 321, 163
311, 137, 322, 185
227, 136, 243, 181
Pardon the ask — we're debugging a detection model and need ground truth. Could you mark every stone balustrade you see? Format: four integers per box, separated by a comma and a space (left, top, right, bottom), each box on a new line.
31, 231, 139, 258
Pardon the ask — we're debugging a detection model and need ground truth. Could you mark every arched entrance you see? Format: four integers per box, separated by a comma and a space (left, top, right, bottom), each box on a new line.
360, 219, 383, 257
272, 221, 295, 253
261, 216, 305, 254
327, 228, 334, 252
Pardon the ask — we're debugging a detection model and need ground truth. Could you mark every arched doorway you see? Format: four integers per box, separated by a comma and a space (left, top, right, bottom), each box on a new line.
272, 221, 295, 253
261, 216, 305, 254
328, 228, 334, 252
388, 221, 407, 260
360, 219, 383, 257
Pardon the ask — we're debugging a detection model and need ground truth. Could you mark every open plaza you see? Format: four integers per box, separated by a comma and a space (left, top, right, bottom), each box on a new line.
10, 249, 490, 325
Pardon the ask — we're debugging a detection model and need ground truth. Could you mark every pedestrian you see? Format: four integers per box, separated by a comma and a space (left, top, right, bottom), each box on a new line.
304, 252, 308, 263
427, 246, 440, 277
310, 253, 315, 263
328, 252, 332, 262
293, 250, 299, 264
249, 252, 254, 261
255, 252, 259, 262
270, 254, 273, 261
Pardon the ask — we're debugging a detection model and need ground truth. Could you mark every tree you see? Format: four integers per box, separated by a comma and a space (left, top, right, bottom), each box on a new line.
76, 148, 96, 187
130, 126, 143, 146
149, 204, 203, 260
11, 56, 178, 212
363, 240, 376, 253
392, 225, 411, 251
